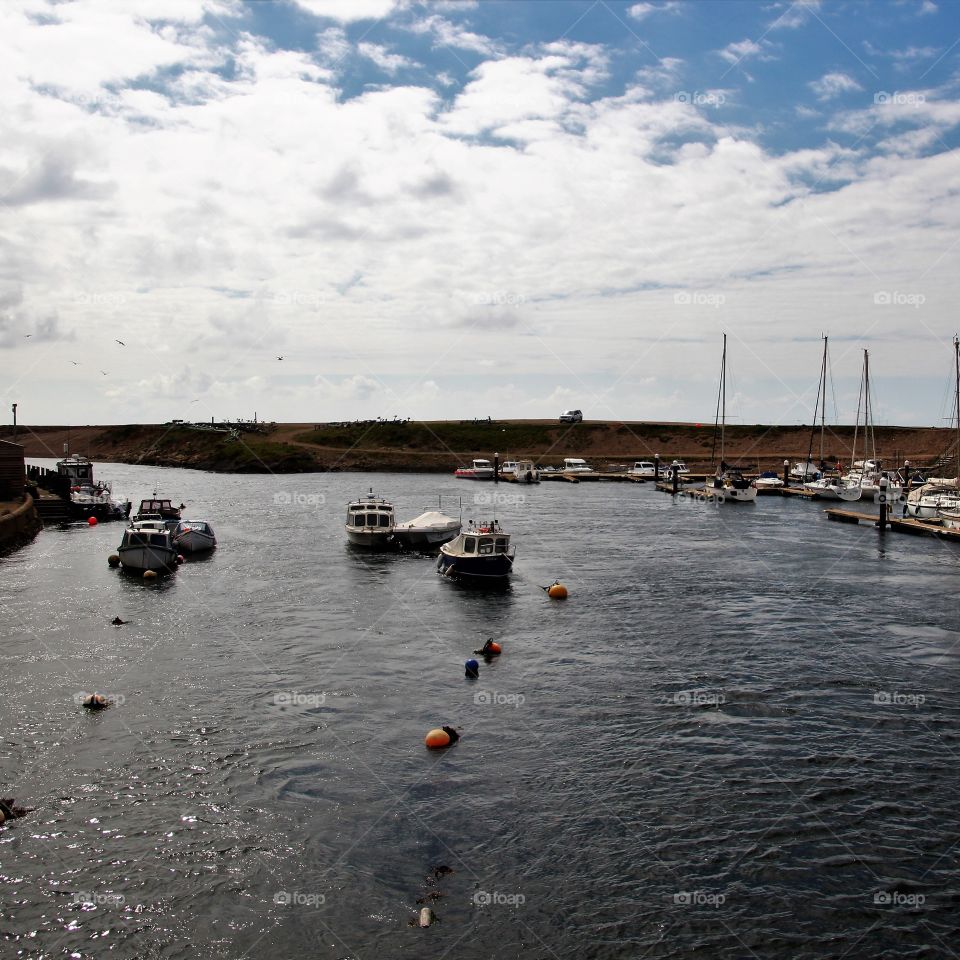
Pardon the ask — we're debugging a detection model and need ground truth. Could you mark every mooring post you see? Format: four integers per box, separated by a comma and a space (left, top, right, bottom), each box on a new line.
783, 459, 789, 487
904, 460, 912, 491
672, 463, 679, 496
879, 476, 888, 532
654, 453, 660, 483
494, 451, 499, 484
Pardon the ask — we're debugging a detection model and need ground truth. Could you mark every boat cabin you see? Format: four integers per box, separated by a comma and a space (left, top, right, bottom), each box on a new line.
57, 455, 94, 485
346, 499, 394, 529
459, 521, 510, 556
136, 498, 181, 519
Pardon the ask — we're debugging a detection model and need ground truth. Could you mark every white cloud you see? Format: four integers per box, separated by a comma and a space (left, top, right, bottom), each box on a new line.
290, 0, 405, 22
809, 71, 862, 100
405, 14, 501, 55
718, 39, 774, 66
627, 1, 682, 21
357, 41, 419, 74
767, 0, 822, 30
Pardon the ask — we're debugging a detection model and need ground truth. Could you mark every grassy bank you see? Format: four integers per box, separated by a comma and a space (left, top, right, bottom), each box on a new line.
8, 420, 955, 475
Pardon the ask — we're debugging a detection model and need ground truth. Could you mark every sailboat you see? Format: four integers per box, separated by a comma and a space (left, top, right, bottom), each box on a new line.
705, 334, 757, 503
803, 342, 863, 502
912, 336, 960, 521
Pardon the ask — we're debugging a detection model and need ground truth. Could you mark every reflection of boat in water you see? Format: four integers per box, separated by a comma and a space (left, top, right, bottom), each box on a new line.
57, 454, 131, 520
172, 520, 217, 553
437, 520, 514, 582
345, 491, 395, 549
117, 520, 178, 573
392, 511, 461, 549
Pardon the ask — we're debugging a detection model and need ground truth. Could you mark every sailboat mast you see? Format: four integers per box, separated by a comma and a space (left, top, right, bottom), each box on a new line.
820, 336, 827, 464
955, 335, 959, 480
721, 333, 727, 464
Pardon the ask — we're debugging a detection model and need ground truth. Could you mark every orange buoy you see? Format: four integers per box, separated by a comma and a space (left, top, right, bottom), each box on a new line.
547, 581, 568, 599
425, 728, 452, 749
87, 516, 98, 526
488, 641, 502, 654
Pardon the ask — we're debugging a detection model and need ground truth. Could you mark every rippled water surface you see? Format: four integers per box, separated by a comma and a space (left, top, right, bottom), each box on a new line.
2, 463, 959, 958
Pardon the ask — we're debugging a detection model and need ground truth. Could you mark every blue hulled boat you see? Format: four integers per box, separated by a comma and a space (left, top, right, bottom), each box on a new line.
437, 519, 514, 582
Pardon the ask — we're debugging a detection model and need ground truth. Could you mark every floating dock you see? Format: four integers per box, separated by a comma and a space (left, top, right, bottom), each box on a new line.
825, 508, 960, 541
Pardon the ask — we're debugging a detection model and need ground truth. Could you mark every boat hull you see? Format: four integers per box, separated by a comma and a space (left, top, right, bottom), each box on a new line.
118, 544, 177, 573
346, 529, 396, 549
454, 470, 495, 480
437, 550, 513, 581
173, 530, 216, 553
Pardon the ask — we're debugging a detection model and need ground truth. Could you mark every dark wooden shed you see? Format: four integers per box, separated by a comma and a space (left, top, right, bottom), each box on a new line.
0, 439, 26, 500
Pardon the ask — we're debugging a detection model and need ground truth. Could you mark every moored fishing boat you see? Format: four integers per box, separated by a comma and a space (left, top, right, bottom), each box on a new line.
345, 491, 395, 548
57, 454, 131, 521
117, 520, 178, 573
500, 459, 540, 483
134, 497, 182, 529
437, 519, 514, 582
454, 459, 495, 480
172, 520, 217, 553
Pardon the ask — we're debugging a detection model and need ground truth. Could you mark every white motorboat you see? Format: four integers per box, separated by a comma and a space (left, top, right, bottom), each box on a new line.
562, 458, 595, 474
754, 471, 784, 489
628, 461, 657, 478
117, 520, 178, 573
938, 509, 960, 531
437, 519, 514, 583
345, 491, 395, 548
172, 520, 217, 553
392, 511, 461, 549
803, 476, 862, 501
906, 480, 960, 519
790, 460, 821, 481
500, 459, 540, 483
454, 459, 495, 480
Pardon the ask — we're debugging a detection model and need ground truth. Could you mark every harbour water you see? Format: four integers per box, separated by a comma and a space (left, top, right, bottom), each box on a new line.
2, 462, 958, 958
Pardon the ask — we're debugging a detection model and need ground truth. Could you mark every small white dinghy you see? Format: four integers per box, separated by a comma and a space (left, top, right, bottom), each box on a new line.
392, 511, 461, 549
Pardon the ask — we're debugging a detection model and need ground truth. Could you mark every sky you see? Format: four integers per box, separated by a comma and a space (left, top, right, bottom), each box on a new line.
2, 0, 960, 427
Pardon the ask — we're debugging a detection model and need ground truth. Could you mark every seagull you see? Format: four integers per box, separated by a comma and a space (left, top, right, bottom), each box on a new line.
69, 360, 80, 366
23, 334, 31, 338
277, 356, 284, 360
100, 370, 108, 376
115, 339, 125, 346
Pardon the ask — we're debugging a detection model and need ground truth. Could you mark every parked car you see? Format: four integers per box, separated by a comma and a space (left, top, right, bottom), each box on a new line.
559, 409, 583, 423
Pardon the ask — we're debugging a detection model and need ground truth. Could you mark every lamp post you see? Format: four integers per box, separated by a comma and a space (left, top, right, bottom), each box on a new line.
11, 403, 17, 442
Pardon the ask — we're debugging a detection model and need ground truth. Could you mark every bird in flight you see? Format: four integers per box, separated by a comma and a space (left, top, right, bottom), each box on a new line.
277, 356, 284, 360
23, 334, 31, 338
115, 339, 125, 346
100, 370, 108, 376
69, 360, 80, 366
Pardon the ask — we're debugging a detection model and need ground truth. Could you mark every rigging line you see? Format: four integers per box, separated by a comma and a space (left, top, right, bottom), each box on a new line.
852, 351, 864, 470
